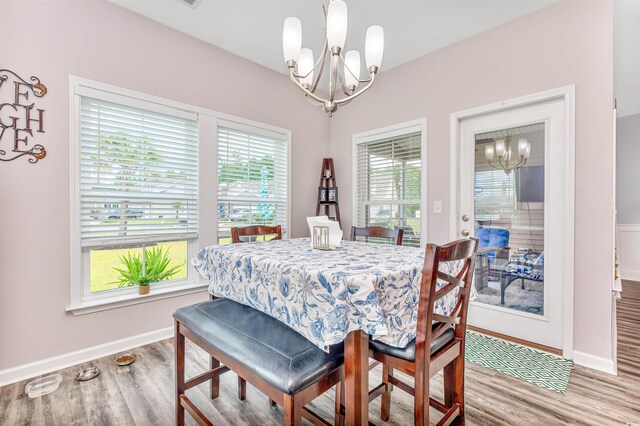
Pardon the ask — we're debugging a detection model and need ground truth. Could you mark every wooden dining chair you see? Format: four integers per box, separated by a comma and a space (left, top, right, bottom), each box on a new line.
231, 225, 282, 244
349, 226, 404, 245
368, 237, 478, 426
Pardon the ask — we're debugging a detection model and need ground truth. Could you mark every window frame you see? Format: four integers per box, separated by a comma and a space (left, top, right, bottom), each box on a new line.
215, 119, 291, 243
351, 118, 428, 247
68, 76, 291, 315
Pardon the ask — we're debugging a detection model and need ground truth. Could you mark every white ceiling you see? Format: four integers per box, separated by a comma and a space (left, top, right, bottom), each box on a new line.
107, 0, 639, 117
108, 0, 557, 77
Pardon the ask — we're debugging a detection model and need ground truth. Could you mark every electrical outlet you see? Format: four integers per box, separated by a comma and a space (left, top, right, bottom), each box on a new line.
433, 201, 442, 214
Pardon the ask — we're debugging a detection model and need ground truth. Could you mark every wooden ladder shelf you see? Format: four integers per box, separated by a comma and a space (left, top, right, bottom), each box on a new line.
315, 158, 341, 227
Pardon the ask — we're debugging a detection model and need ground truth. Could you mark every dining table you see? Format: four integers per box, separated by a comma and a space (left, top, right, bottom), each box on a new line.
192, 237, 460, 425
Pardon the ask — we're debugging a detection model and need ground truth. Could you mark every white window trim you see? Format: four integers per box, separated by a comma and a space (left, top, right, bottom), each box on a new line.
351, 118, 428, 246
68, 75, 291, 314
215, 121, 292, 242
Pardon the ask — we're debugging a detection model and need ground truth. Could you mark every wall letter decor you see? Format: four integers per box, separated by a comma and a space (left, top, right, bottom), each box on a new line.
0, 69, 47, 163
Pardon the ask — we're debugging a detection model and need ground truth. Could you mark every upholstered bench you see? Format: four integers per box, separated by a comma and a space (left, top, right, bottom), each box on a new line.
173, 298, 344, 426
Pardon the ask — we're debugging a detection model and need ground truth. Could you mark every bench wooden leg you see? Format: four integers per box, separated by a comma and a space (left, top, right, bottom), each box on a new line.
210, 357, 220, 399
175, 321, 185, 426
283, 394, 302, 426
381, 365, 392, 421
238, 376, 246, 401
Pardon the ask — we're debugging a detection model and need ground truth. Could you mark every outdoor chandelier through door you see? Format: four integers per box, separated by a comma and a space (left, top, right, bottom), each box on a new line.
282, 0, 384, 116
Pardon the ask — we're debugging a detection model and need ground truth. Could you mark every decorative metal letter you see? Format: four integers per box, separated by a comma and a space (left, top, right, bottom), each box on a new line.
0, 69, 47, 163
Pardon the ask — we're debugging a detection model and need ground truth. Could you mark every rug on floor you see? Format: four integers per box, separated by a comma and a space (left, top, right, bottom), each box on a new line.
465, 331, 573, 394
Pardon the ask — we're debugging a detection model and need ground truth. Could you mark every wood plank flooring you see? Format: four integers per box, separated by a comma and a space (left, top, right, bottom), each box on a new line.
1, 281, 639, 425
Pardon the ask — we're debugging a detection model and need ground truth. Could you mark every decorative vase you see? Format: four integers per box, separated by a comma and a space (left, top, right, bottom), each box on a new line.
138, 285, 150, 295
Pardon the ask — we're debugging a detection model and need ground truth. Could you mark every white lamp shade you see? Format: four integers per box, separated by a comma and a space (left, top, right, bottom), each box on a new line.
298, 48, 314, 86
525, 142, 531, 158
327, 0, 348, 50
484, 144, 495, 161
518, 138, 529, 157
283, 17, 302, 63
495, 139, 506, 157
344, 50, 361, 88
365, 25, 384, 69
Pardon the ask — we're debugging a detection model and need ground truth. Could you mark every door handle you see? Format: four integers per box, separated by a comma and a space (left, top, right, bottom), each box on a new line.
461, 229, 470, 237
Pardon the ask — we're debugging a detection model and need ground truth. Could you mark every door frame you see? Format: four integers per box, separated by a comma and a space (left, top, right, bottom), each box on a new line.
449, 85, 575, 358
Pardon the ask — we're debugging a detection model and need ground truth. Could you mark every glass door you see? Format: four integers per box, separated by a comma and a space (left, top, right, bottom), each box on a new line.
456, 97, 568, 350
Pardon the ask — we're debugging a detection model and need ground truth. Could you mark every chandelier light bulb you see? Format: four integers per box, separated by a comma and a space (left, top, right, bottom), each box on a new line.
344, 50, 361, 88
365, 25, 384, 69
494, 139, 506, 157
297, 48, 314, 87
518, 138, 529, 157
282, 17, 302, 63
327, 0, 348, 50
485, 144, 495, 161
525, 142, 531, 159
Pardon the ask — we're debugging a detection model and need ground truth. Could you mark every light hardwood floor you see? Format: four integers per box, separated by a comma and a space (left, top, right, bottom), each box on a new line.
1, 281, 639, 425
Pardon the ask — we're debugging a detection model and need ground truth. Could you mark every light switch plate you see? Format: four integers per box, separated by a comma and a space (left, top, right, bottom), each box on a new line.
434, 201, 442, 214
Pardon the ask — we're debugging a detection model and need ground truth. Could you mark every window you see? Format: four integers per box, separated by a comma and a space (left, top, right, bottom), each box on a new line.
216, 125, 289, 243
72, 80, 199, 306
354, 121, 426, 247
69, 77, 291, 314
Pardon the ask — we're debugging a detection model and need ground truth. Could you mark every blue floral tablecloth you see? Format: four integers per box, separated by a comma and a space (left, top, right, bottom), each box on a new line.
193, 238, 459, 351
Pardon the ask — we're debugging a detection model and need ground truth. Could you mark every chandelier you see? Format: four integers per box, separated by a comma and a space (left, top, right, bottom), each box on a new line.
282, 0, 384, 116
484, 136, 531, 175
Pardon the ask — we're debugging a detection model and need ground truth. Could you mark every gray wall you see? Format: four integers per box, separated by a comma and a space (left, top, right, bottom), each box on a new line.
617, 113, 640, 224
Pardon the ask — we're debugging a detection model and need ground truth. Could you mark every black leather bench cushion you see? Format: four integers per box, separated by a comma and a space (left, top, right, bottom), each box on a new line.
173, 298, 343, 395
369, 324, 456, 362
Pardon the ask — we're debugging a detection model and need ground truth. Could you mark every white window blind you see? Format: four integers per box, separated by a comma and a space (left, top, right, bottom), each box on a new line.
474, 170, 516, 221
217, 126, 288, 240
355, 131, 422, 247
79, 97, 198, 247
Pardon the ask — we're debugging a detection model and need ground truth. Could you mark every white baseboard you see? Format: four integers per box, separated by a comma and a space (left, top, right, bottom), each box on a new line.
621, 269, 640, 282
618, 224, 640, 281
573, 350, 616, 375
0, 326, 173, 387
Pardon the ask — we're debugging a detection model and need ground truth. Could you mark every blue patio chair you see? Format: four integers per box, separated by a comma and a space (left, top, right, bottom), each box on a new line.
475, 227, 511, 280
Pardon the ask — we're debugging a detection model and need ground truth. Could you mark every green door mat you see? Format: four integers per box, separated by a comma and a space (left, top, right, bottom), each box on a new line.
465, 331, 573, 393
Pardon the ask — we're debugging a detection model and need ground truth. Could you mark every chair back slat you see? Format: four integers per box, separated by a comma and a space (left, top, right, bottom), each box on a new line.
350, 226, 404, 245
231, 225, 282, 244
432, 314, 460, 326
414, 237, 478, 365
434, 257, 473, 300
436, 271, 463, 287
431, 322, 449, 341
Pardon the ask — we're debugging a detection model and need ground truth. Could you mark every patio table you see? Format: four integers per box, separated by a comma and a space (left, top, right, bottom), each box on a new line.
193, 237, 460, 425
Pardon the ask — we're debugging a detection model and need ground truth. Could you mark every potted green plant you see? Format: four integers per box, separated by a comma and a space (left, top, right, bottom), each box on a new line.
112, 246, 182, 295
